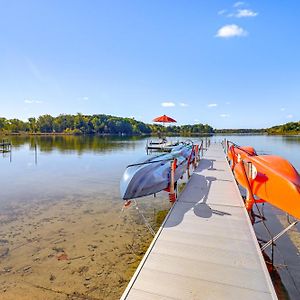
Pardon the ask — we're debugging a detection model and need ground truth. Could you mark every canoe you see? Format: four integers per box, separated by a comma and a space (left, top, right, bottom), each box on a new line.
120, 144, 194, 200
229, 145, 300, 219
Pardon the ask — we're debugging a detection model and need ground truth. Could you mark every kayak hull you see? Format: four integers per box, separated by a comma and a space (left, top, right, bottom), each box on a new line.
120, 144, 193, 200
233, 153, 300, 219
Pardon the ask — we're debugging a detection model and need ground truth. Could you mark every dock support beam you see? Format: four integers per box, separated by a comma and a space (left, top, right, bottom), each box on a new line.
194, 144, 199, 167
169, 159, 177, 203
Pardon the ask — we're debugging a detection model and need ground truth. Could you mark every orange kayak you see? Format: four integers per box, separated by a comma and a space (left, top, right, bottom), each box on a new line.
228, 145, 257, 168
229, 145, 300, 220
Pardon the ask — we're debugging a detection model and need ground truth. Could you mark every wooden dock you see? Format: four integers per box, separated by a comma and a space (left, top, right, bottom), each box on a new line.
0, 139, 11, 152
121, 143, 277, 300
146, 142, 179, 153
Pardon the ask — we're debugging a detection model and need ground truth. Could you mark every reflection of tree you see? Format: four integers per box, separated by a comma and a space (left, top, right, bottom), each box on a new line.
8, 136, 147, 154
280, 135, 300, 144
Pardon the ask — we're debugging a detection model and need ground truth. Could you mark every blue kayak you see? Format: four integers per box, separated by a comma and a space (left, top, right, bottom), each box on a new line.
120, 143, 194, 200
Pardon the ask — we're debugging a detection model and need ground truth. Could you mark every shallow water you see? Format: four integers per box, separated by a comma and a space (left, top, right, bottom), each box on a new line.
0, 135, 174, 299
0, 135, 299, 299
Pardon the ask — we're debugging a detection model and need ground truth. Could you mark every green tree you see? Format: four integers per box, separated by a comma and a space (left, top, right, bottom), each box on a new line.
37, 115, 54, 132
28, 117, 37, 133
0, 118, 8, 131
9, 119, 28, 132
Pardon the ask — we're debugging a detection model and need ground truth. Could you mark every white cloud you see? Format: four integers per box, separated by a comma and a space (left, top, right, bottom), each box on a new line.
219, 2, 258, 19
78, 96, 89, 102
236, 9, 258, 18
179, 102, 189, 107
208, 103, 218, 107
216, 24, 248, 38
226, 101, 231, 105
287, 114, 293, 119
218, 9, 227, 15
233, 2, 245, 8
161, 102, 175, 107
194, 119, 200, 122
220, 114, 230, 118
24, 99, 43, 104
280, 107, 286, 111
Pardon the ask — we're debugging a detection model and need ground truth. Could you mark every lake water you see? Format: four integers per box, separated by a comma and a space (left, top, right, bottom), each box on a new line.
0, 135, 299, 299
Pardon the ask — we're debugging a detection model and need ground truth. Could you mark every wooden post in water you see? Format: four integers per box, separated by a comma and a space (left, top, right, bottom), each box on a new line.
34, 139, 38, 165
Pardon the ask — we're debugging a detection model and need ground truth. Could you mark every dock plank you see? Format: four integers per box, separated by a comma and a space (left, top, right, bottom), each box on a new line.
121, 143, 277, 300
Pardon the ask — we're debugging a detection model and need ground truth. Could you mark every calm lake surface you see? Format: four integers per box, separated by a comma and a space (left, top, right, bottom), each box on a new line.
0, 135, 299, 299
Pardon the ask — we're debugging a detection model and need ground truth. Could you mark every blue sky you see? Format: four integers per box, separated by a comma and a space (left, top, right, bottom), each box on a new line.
0, 0, 299, 128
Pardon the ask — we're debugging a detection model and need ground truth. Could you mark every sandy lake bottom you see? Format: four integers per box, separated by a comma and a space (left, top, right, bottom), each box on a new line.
0, 194, 169, 300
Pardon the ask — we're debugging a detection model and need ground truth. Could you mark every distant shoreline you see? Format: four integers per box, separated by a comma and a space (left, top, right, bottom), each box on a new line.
1, 132, 299, 137
0, 132, 213, 137
1, 113, 298, 136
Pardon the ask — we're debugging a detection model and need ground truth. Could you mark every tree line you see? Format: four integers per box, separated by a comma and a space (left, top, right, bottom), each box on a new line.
0, 114, 214, 135
214, 128, 266, 134
267, 121, 300, 135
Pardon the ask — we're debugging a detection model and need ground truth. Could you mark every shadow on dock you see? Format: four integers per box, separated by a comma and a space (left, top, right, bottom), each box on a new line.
165, 159, 232, 227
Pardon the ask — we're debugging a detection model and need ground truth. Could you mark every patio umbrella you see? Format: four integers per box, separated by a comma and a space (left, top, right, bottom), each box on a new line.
153, 115, 176, 139
153, 114, 177, 123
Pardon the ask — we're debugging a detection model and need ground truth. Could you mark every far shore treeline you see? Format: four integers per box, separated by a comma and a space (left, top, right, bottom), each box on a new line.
0, 113, 214, 135
0, 114, 299, 135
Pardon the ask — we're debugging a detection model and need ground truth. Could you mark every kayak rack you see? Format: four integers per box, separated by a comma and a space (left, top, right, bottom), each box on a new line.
168, 141, 204, 203
125, 141, 204, 203
261, 220, 298, 251
122, 141, 205, 241
223, 138, 299, 269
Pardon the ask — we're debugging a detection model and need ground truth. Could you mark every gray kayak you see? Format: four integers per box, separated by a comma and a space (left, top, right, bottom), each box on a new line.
120, 144, 194, 200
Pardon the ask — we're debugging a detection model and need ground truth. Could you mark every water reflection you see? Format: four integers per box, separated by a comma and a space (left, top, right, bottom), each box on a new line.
9, 135, 147, 154
0, 136, 154, 207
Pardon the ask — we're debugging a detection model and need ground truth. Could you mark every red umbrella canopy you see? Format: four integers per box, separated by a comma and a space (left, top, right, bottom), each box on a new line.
153, 114, 177, 123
